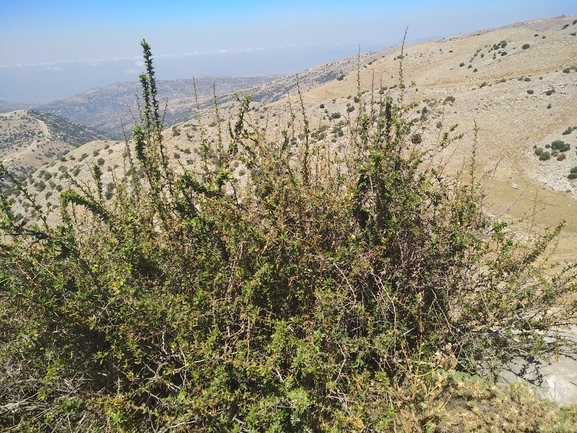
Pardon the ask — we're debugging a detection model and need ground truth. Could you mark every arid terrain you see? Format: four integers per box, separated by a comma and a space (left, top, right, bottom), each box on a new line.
0, 110, 110, 182
3, 15, 577, 258
2, 16, 577, 430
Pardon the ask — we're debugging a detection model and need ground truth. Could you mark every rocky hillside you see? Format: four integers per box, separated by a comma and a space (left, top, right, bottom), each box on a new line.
0, 110, 110, 181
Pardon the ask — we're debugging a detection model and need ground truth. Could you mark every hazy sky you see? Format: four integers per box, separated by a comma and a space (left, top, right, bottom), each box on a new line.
0, 0, 575, 104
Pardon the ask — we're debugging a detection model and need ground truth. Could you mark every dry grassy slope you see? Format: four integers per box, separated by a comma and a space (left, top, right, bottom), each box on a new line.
280, 15, 577, 260
5, 138, 124, 224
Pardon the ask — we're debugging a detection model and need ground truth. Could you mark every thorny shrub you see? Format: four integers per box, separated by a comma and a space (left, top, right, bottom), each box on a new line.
1, 40, 576, 432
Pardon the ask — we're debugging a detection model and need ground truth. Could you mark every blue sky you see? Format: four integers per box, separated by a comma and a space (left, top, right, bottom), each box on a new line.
0, 0, 575, 104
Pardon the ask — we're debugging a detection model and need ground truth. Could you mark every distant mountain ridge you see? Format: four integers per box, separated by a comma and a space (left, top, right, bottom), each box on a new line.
0, 100, 34, 112
31, 76, 283, 139
198, 48, 394, 110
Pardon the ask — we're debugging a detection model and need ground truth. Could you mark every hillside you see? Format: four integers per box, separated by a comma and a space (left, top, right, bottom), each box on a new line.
0, 110, 110, 182
203, 48, 394, 107
9, 15, 577, 258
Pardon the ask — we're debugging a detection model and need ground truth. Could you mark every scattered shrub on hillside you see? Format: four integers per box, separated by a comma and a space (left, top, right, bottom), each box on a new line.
551, 140, 570, 152
562, 126, 577, 135
539, 151, 551, 161
557, 153, 566, 161
527, 90, 534, 94
569, 167, 577, 179
460, 62, 465, 67
33, 180, 46, 191
331, 123, 345, 137
492, 40, 507, 50
522, 44, 531, 49
336, 74, 345, 81
331, 111, 341, 119
545, 89, 555, 96
443, 95, 456, 104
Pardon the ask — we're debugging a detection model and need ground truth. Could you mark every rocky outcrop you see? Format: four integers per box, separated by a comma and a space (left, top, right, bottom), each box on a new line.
498, 325, 577, 405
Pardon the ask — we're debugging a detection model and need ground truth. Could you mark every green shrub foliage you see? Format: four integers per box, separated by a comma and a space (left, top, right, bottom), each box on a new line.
539, 151, 552, 161
1, 41, 576, 431
551, 140, 570, 153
